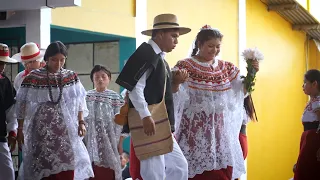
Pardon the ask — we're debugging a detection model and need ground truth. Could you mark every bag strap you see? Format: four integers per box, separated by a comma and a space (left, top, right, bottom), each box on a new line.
161, 60, 168, 101
124, 59, 168, 103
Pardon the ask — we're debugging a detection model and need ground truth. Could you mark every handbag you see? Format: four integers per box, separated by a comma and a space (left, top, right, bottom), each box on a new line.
128, 76, 173, 160
114, 91, 129, 126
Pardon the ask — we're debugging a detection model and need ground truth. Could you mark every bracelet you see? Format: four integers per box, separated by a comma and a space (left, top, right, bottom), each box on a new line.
17, 127, 23, 130
79, 120, 85, 125
9, 131, 17, 137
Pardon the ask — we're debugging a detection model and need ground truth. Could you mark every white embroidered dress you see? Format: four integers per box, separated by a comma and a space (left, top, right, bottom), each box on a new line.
85, 89, 124, 180
302, 96, 320, 123
173, 58, 246, 179
13, 70, 25, 91
15, 68, 94, 180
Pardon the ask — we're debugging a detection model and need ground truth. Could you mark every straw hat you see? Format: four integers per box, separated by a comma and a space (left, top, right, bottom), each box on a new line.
12, 42, 45, 65
0, 43, 17, 63
141, 13, 191, 36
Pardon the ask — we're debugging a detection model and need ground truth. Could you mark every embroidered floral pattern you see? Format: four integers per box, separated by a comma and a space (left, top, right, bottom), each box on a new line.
175, 58, 239, 92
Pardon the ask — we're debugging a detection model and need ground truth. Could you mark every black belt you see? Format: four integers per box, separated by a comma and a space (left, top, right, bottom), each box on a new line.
303, 121, 319, 131
240, 125, 246, 135
0, 136, 7, 142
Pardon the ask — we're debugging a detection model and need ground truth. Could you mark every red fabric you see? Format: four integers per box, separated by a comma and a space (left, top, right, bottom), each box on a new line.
9, 131, 16, 137
0, 50, 9, 56
189, 166, 233, 180
129, 137, 233, 180
129, 139, 143, 180
129, 134, 177, 180
294, 129, 320, 180
90, 165, 115, 180
239, 133, 248, 159
21, 50, 40, 60
41, 170, 74, 180
22, 70, 30, 77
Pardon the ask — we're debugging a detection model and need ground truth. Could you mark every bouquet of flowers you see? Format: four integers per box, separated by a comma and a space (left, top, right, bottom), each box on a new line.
241, 48, 264, 94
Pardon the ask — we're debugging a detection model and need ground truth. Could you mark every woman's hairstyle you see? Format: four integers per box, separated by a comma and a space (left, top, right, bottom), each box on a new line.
191, 28, 223, 57
304, 69, 320, 90
244, 95, 257, 121
90, 64, 112, 82
44, 41, 68, 61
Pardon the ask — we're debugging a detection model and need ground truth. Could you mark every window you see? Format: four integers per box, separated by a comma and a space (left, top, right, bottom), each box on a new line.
65, 41, 120, 92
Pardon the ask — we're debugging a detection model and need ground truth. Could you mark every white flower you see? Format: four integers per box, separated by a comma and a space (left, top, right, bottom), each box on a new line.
242, 47, 264, 61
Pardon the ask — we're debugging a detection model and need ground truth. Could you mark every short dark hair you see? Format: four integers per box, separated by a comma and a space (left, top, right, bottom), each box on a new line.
90, 65, 112, 82
305, 69, 320, 90
44, 41, 68, 61
151, 28, 179, 38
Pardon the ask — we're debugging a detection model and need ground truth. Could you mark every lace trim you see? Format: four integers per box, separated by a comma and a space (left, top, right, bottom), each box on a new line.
16, 81, 86, 103
174, 75, 246, 179
16, 81, 88, 119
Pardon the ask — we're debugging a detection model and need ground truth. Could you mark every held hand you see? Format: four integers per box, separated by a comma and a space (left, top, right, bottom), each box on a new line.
118, 142, 123, 155
252, 60, 259, 72
142, 116, 156, 136
78, 124, 87, 137
172, 69, 189, 85
17, 129, 24, 150
7, 135, 16, 152
118, 136, 124, 154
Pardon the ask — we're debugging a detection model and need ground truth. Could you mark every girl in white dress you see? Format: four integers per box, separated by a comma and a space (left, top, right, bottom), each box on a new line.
85, 65, 124, 180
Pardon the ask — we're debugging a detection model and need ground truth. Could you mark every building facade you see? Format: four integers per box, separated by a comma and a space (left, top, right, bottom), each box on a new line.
0, 0, 320, 179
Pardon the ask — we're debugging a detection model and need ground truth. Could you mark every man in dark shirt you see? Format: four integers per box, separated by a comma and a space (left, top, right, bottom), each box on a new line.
0, 43, 18, 180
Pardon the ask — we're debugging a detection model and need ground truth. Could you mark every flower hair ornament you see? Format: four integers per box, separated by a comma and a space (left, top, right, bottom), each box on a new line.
186, 25, 222, 57
200, 24, 221, 32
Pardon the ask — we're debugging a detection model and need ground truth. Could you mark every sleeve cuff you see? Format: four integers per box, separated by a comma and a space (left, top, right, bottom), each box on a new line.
138, 107, 151, 120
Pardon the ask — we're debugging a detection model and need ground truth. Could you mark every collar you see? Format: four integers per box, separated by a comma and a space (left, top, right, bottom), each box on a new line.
22, 69, 30, 77
121, 165, 127, 171
148, 39, 165, 59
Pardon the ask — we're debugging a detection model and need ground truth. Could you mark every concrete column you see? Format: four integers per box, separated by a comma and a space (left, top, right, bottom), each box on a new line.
135, 0, 147, 48
25, 8, 51, 48
238, 0, 247, 180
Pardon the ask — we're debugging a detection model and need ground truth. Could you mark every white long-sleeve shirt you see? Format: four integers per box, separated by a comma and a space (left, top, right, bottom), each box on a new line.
128, 39, 165, 120
6, 104, 17, 134
14, 70, 26, 91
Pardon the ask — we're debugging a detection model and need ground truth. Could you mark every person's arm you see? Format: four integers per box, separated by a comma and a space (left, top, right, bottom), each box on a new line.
128, 68, 152, 120
6, 104, 17, 152
78, 111, 86, 137
6, 105, 17, 136
128, 68, 156, 136
171, 69, 189, 93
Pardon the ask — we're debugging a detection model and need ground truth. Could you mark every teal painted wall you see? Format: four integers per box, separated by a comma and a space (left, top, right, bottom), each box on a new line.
0, 27, 26, 71
1, 25, 136, 73
0, 27, 26, 46
51, 25, 136, 75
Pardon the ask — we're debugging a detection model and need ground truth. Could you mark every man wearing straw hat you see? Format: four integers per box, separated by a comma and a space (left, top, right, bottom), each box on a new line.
0, 43, 19, 180
12, 42, 46, 91
116, 13, 190, 180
